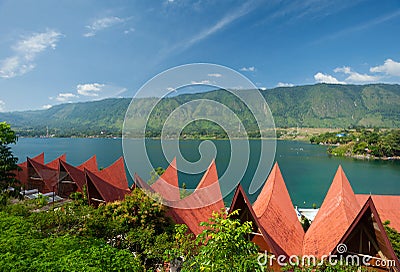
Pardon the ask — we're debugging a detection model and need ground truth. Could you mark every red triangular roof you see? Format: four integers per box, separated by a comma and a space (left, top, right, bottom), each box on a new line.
303, 165, 360, 257
27, 158, 59, 192
151, 158, 180, 201
77, 155, 98, 172
356, 194, 400, 232
197, 159, 219, 188
59, 160, 86, 192
166, 160, 225, 235
16, 153, 45, 186
85, 169, 129, 203
17, 152, 45, 167
169, 159, 222, 208
252, 162, 304, 257
92, 157, 129, 191
46, 154, 66, 170
133, 161, 225, 235
25, 152, 45, 165
15, 164, 28, 187
336, 197, 400, 270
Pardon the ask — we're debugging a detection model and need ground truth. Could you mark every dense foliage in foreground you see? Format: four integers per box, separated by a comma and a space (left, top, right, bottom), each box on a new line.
310, 129, 400, 158
0, 193, 261, 271
2, 194, 399, 271
0, 212, 143, 271
0, 122, 19, 198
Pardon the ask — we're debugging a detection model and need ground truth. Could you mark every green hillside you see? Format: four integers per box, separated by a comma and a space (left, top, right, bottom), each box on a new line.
0, 99, 131, 137
1, 83, 400, 137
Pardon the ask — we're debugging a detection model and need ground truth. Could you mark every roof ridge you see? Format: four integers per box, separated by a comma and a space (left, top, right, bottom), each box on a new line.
151, 157, 180, 201
254, 162, 280, 214
195, 159, 218, 190
268, 163, 279, 207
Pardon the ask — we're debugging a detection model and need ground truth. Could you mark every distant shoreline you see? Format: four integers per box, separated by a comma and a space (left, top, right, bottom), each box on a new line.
17, 127, 336, 141
333, 153, 400, 161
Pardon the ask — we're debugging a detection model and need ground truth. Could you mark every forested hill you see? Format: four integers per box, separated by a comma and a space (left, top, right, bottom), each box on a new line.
1, 83, 400, 137
0, 98, 131, 137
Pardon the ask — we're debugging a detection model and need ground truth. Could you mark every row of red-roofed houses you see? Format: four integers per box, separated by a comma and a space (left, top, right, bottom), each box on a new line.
134, 159, 400, 271
15, 153, 130, 206
14, 153, 400, 271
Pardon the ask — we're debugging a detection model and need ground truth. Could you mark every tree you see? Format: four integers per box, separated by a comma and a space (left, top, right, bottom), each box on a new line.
384, 220, 400, 259
183, 210, 262, 272
0, 122, 19, 201
86, 189, 175, 270
148, 166, 165, 185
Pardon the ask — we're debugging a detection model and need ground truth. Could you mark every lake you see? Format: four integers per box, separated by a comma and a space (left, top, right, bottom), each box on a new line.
12, 138, 400, 207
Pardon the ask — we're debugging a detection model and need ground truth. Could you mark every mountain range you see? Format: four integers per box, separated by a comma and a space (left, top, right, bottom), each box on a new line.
1, 83, 400, 137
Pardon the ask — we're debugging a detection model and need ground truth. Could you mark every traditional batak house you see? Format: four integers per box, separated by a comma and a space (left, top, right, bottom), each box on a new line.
228, 163, 304, 271
303, 166, 399, 271
229, 164, 399, 271
335, 196, 400, 270
303, 166, 361, 258
84, 157, 130, 206
134, 159, 225, 235
16, 154, 131, 205
165, 160, 225, 235
14, 153, 400, 270
26, 156, 62, 193
252, 163, 305, 257
58, 156, 98, 198
15, 152, 44, 189
356, 194, 400, 232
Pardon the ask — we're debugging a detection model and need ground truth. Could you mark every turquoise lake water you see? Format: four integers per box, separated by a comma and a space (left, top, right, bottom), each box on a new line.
12, 138, 400, 207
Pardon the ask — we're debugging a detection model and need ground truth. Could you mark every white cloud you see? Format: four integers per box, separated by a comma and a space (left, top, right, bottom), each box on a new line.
42, 104, 52, 109
77, 83, 105, 96
0, 100, 5, 112
190, 80, 211, 85
124, 28, 135, 34
240, 66, 255, 72
13, 30, 62, 60
55, 93, 78, 102
334, 66, 380, 83
0, 30, 62, 78
0, 57, 35, 78
277, 82, 294, 87
84, 16, 129, 37
208, 73, 222, 78
314, 72, 345, 84
370, 59, 400, 77
50, 83, 127, 105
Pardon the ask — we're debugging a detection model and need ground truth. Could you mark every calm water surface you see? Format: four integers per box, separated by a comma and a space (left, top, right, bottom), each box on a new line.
13, 138, 400, 207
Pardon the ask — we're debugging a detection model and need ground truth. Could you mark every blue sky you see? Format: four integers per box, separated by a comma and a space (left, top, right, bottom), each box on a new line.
0, 0, 400, 112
